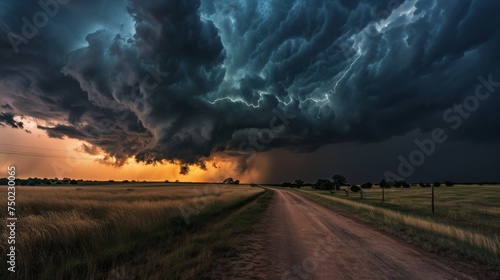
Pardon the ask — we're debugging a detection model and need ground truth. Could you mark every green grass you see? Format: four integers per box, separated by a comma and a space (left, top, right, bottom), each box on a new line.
297, 185, 500, 277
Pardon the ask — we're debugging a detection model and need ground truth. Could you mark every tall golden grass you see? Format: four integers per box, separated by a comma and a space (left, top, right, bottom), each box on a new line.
0, 184, 264, 279
311, 192, 500, 255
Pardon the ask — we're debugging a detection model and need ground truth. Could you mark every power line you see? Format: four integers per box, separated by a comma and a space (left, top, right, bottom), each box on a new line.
0, 143, 83, 153
0, 150, 99, 161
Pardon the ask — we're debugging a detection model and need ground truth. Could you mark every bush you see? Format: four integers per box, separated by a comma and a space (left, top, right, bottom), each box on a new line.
314, 179, 334, 190
350, 185, 362, 193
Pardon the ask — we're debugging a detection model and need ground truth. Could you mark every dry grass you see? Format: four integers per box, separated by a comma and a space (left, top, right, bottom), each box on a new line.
309, 192, 499, 255
0, 184, 264, 279
299, 185, 500, 275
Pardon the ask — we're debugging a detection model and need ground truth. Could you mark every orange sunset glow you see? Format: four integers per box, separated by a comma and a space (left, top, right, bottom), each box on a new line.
0, 121, 264, 183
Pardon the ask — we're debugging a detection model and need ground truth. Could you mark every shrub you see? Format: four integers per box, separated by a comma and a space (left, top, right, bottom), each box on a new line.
350, 185, 362, 193
314, 179, 334, 190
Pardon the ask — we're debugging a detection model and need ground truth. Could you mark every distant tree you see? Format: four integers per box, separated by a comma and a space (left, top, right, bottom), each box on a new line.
70, 179, 78, 184
379, 179, 390, 189
282, 182, 292, 188
402, 182, 411, 188
444, 181, 454, 187
223, 177, 234, 184
332, 174, 347, 190
350, 185, 362, 193
295, 180, 304, 188
393, 181, 402, 188
165, 180, 169, 183
123, 180, 129, 183
234, 180, 240, 185
314, 179, 334, 190
433, 182, 441, 188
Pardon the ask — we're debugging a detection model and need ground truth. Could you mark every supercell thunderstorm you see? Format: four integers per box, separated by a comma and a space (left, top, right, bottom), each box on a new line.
1, 0, 500, 174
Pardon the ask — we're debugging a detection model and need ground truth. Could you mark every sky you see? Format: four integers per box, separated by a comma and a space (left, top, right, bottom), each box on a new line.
0, 0, 499, 184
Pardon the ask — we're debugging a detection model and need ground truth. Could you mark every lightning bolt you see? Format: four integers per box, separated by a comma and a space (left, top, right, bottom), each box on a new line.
204, 91, 292, 108
332, 51, 362, 96
303, 50, 363, 119
204, 50, 363, 119
205, 96, 262, 108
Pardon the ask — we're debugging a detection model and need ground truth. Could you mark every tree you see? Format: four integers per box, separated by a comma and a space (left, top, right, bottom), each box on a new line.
380, 179, 391, 188
295, 180, 304, 188
234, 180, 240, 185
444, 181, 454, 187
433, 182, 441, 188
314, 179, 333, 190
332, 174, 347, 190
350, 185, 361, 193
223, 177, 234, 184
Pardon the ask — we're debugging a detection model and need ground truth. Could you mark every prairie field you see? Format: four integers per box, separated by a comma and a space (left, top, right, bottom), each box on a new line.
299, 185, 500, 274
0, 183, 268, 280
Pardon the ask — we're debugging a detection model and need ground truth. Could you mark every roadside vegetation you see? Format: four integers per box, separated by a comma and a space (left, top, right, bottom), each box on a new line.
291, 181, 499, 277
0, 184, 270, 280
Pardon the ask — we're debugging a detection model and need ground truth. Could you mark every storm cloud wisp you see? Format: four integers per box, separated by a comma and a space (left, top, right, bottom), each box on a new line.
1, 0, 499, 174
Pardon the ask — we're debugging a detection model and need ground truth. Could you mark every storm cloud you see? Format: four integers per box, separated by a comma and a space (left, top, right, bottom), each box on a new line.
1, 0, 499, 174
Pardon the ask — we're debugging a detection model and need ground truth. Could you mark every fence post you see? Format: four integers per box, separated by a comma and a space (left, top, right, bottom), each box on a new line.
432, 184, 435, 214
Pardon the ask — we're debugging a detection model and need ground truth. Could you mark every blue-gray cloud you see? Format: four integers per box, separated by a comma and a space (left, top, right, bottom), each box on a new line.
0, 0, 499, 174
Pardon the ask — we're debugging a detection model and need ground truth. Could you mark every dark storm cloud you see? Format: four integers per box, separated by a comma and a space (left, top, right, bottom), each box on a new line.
0, 0, 499, 174
0, 112, 23, 129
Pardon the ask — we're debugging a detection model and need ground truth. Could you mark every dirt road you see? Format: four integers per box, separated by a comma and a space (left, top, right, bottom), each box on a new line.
213, 188, 477, 280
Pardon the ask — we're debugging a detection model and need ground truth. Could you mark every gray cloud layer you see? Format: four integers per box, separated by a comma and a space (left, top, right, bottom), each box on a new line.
1, 0, 499, 173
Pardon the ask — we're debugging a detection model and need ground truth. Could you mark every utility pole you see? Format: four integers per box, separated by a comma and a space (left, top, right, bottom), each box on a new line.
432, 184, 435, 214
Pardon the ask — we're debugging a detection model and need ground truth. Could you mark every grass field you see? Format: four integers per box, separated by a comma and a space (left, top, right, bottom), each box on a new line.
298, 185, 500, 276
0, 183, 270, 280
